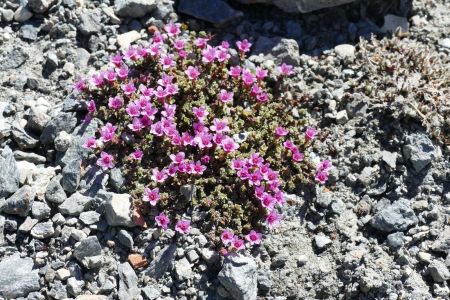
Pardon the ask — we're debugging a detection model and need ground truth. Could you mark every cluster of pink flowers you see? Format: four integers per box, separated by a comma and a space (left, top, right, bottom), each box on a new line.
73, 21, 329, 248
315, 159, 333, 184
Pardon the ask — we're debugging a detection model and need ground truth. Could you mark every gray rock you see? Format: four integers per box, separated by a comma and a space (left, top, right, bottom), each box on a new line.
67, 277, 85, 297
12, 126, 40, 150
104, 193, 135, 227
0, 254, 40, 298
315, 234, 332, 250
14, 6, 33, 22
0, 215, 5, 245
20, 24, 39, 41
180, 184, 196, 202
186, 249, 199, 263
40, 112, 77, 145
142, 285, 161, 300
428, 260, 450, 283
381, 14, 409, 33
54, 131, 72, 152
431, 227, 450, 254
370, 200, 418, 232
147, 243, 177, 279
59, 192, 92, 216
257, 271, 272, 294
382, 151, 397, 169
175, 258, 193, 281
117, 229, 134, 248
117, 31, 141, 49
252, 36, 300, 66
45, 176, 67, 204
346, 98, 368, 118
27, 0, 56, 13
236, 0, 355, 13
0, 47, 29, 71
336, 110, 349, 124
387, 232, 404, 249
59, 120, 98, 167
62, 159, 81, 193
48, 280, 68, 299
73, 236, 102, 263
79, 211, 101, 225
115, 0, 157, 17
109, 168, 125, 192
118, 262, 139, 300
14, 150, 46, 164
218, 255, 258, 300
32, 201, 51, 220
334, 44, 356, 60
178, 0, 243, 27
78, 11, 102, 35
18, 216, 39, 232
0, 8, 14, 22
1, 185, 35, 217
403, 133, 436, 172
31, 220, 55, 239
0, 146, 20, 198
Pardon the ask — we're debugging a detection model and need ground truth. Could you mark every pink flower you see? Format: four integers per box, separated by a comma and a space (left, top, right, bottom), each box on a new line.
318, 160, 332, 172
100, 123, 117, 143
108, 96, 123, 110
201, 155, 210, 164
143, 187, 160, 206
221, 230, 234, 245
170, 152, 185, 164
73, 79, 86, 92
181, 132, 194, 146
222, 137, 239, 153
194, 132, 213, 149
256, 92, 269, 103
275, 126, 288, 138
216, 49, 230, 62
121, 82, 136, 95
292, 151, 304, 162
185, 66, 200, 80
231, 159, 244, 170
90, 74, 104, 87
104, 69, 117, 82
87, 100, 96, 114
261, 193, 275, 209
315, 171, 329, 184
279, 63, 293, 75
167, 163, 179, 176
283, 140, 296, 151
160, 54, 175, 69
140, 85, 154, 97
202, 46, 216, 64
219, 90, 233, 103
245, 230, 262, 245
151, 168, 168, 183
250, 153, 264, 166
195, 37, 209, 48
162, 103, 177, 119
242, 69, 255, 86
231, 237, 245, 250
266, 211, 281, 229
155, 212, 170, 230
116, 66, 129, 79
274, 191, 285, 206
250, 84, 263, 96
175, 220, 191, 234
305, 127, 317, 141
173, 39, 185, 51
131, 149, 143, 160
229, 66, 242, 78
111, 54, 123, 67
192, 106, 209, 122
210, 118, 229, 133
248, 171, 263, 186
164, 22, 181, 37
255, 67, 268, 80
96, 152, 115, 170
83, 137, 97, 149
126, 102, 140, 117
213, 133, 226, 145
236, 39, 252, 53
254, 186, 265, 199
149, 44, 161, 56
128, 117, 144, 132
154, 86, 168, 99
192, 161, 207, 175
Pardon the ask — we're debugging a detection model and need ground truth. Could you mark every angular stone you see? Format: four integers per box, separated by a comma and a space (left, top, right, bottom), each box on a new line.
218, 255, 258, 300
0, 146, 20, 198
403, 133, 436, 172
115, 0, 157, 17
175, 258, 193, 281
118, 262, 139, 300
117, 229, 134, 248
79, 211, 101, 225
128, 254, 148, 269
252, 36, 300, 66
334, 44, 356, 59
0, 254, 40, 298
117, 31, 141, 49
147, 243, 177, 279
45, 175, 67, 204
371, 200, 418, 232
31, 220, 55, 239
32, 201, 51, 220
178, 0, 243, 27
1, 185, 35, 217
40, 112, 77, 145
27, 0, 57, 13
104, 193, 135, 227
428, 260, 450, 283
73, 236, 102, 262
78, 11, 102, 35
59, 192, 92, 216
14, 6, 33, 22
432, 227, 450, 254
62, 159, 81, 193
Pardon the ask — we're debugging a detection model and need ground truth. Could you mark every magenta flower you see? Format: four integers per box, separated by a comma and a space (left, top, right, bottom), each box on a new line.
105, 69, 117, 82
266, 211, 281, 229
210, 118, 230, 133
283, 140, 296, 151
83, 137, 97, 149
250, 84, 263, 96
292, 151, 304, 162
250, 153, 264, 166
164, 22, 181, 37
162, 103, 177, 119
213, 133, 226, 145
192, 161, 207, 175
116, 66, 129, 79
143, 187, 160, 206
275, 126, 288, 138
160, 54, 175, 69
315, 171, 329, 184
194, 132, 213, 149
100, 123, 117, 143
229, 66, 242, 78
245, 230, 262, 245
90, 74, 104, 87
154, 86, 167, 99
149, 44, 161, 56
255, 67, 268, 80
256, 92, 269, 103
318, 160, 332, 172
192, 106, 209, 122
175, 220, 191, 234
87, 100, 96, 114
242, 69, 255, 86
221, 230, 234, 245
195, 37, 209, 48
128, 117, 144, 132
131, 149, 143, 160
236, 39, 252, 53
261, 193, 275, 209
274, 191, 285, 206
279, 63, 293, 75
170, 152, 185, 164
231, 159, 244, 170
111, 54, 123, 67
73, 79, 86, 92
121, 82, 136, 95
152, 31, 165, 44
219, 89, 233, 103
167, 163, 179, 176
305, 127, 317, 141
96, 152, 115, 170
185, 66, 200, 80
202, 46, 216, 64
216, 49, 230, 62
108, 96, 123, 110
155, 212, 170, 230
254, 186, 265, 199
201, 155, 210, 164
173, 39, 185, 51
181, 132, 194, 146
248, 171, 263, 186
140, 85, 154, 97
221, 137, 239, 153
151, 168, 168, 183
231, 237, 245, 250
126, 102, 140, 117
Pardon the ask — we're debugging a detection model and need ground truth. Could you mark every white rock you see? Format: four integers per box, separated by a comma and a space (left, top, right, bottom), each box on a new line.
14, 6, 33, 22
117, 31, 141, 49
334, 44, 356, 59
105, 193, 135, 227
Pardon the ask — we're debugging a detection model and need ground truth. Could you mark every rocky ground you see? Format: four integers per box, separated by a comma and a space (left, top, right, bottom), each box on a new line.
0, 0, 450, 299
